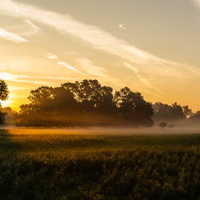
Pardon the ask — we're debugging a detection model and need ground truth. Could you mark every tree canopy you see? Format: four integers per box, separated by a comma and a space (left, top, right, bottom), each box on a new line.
16, 79, 154, 127
153, 102, 187, 121
0, 80, 9, 124
7, 79, 200, 126
0, 80, 9, 101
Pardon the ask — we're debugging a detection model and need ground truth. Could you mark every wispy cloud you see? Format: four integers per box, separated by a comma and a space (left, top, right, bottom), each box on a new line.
0, 72, 48, 85
124, 63, 165, 94
58, 61, 84, 74
0, 71, 74, 83
23, 20, 41, 36
0, 27, 28, 43
124, 63, 151, 87
44, 76, 70, 80
77, 58, 121, 87
78, 58, 107, 77
124, 63, 139, 74
191, 0, 200, 8
1, 0, 200, 91
4, 19, 42, 39
118, 24, 127, 30
0, 0, 190, 69
0, 72, 29, 81
45, 52, 58, 60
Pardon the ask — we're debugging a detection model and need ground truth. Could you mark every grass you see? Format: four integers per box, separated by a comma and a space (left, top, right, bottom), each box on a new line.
1, 128, 200, 199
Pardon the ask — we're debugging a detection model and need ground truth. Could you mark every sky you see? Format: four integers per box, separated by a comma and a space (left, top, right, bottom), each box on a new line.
1, 0, 200, 111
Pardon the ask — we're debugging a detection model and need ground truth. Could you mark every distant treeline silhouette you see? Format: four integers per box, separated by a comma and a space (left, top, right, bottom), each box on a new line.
0, 79, 200, 127
152, 102, 193, 121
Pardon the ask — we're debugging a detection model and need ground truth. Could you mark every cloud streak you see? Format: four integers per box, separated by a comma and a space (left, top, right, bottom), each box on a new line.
23, 20, 41, 36
0, 0, 187, 68
124, 63, 151, 87
124, 63, 139, 74
0, 72, 48, 84
0, 27, 28, 43
45, 52, 58, 60
58, 61, 84, 74
191, 0, 200, 8
77, 58, 121, 86
0, 72, 29, 81
1, 0, 200, 94
78, 58, 107, 77
0, 72, 71, 85
7, 19, 41, 36
124, 63, 165, 94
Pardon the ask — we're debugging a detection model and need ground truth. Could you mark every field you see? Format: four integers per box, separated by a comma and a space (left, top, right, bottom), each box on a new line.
1, 128, 200, 200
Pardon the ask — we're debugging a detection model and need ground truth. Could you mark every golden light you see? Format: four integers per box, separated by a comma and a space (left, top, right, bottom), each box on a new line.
0, 72, 15, 81
1, 99, 11, 108
1, 90, 13, 108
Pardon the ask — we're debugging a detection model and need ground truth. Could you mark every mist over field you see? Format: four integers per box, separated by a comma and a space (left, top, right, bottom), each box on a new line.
2, 118, 200, 135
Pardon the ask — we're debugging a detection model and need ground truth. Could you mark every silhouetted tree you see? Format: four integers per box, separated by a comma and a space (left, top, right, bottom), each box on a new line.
17, 80, 154, 127
114, 87, 153, 126
183, 105, 193, 118
168, 124, 174, 128
0, 80, 9, 124
62, 80, 116, 125
62, 79, 114, 113
171, 102, 185, 119
2, 107, 16, 125
0, 80, 9, 101
27, 86, 54, 112
0, 105, 6, 124
159, 122, 167, 128
153, 102, 185, 121
52, 87, 77, 111
153, 102, 171, 121
189, 111, 200, 120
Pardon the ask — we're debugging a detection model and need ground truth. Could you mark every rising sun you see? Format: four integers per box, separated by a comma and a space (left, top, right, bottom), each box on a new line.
1, 99, 11, 108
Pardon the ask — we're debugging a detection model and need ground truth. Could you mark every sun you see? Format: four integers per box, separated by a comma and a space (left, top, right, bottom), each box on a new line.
1, 99, 11, 108
1, 90, 13, 108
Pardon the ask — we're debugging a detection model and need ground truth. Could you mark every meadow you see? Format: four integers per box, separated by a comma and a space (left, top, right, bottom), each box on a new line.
1, 128, 200, 200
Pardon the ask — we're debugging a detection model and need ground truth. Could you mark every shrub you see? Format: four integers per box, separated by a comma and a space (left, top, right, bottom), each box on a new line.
159, 122, 167, 128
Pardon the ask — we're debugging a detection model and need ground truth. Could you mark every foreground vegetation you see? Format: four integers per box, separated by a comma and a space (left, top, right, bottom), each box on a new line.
1, 128, 200, 200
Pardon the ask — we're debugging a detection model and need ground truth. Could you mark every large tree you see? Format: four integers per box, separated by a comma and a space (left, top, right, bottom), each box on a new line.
0, 80, 9, 124
0, 80, 9, 101
17, 80, 154, 127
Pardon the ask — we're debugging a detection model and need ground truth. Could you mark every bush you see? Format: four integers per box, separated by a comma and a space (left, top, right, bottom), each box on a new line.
159, 122, 167, 128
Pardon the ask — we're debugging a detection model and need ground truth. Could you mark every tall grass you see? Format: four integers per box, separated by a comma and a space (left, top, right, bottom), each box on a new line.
1, 129, 200, 199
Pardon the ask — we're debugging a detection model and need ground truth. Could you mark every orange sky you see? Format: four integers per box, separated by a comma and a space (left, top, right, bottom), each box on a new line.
1, 0, 200, 112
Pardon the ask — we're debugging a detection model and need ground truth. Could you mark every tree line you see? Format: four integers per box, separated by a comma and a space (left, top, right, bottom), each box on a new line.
1, 79, 200, 127
15, 79, 154, 127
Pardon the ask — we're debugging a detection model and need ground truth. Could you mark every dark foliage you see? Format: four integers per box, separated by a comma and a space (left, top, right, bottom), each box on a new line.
16, 79, 154, 127
159, 122, 168, 128
0, 110, 6, 124
189, 111, 200, 120
153, 102, 188, 122
0, 80, 9, 124
0, 79, 9, 101
2, 132, 200, 200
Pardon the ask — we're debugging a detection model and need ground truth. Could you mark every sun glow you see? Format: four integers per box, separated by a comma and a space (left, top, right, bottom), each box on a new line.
1, 90, 14, 109
1, 99, 11, 108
